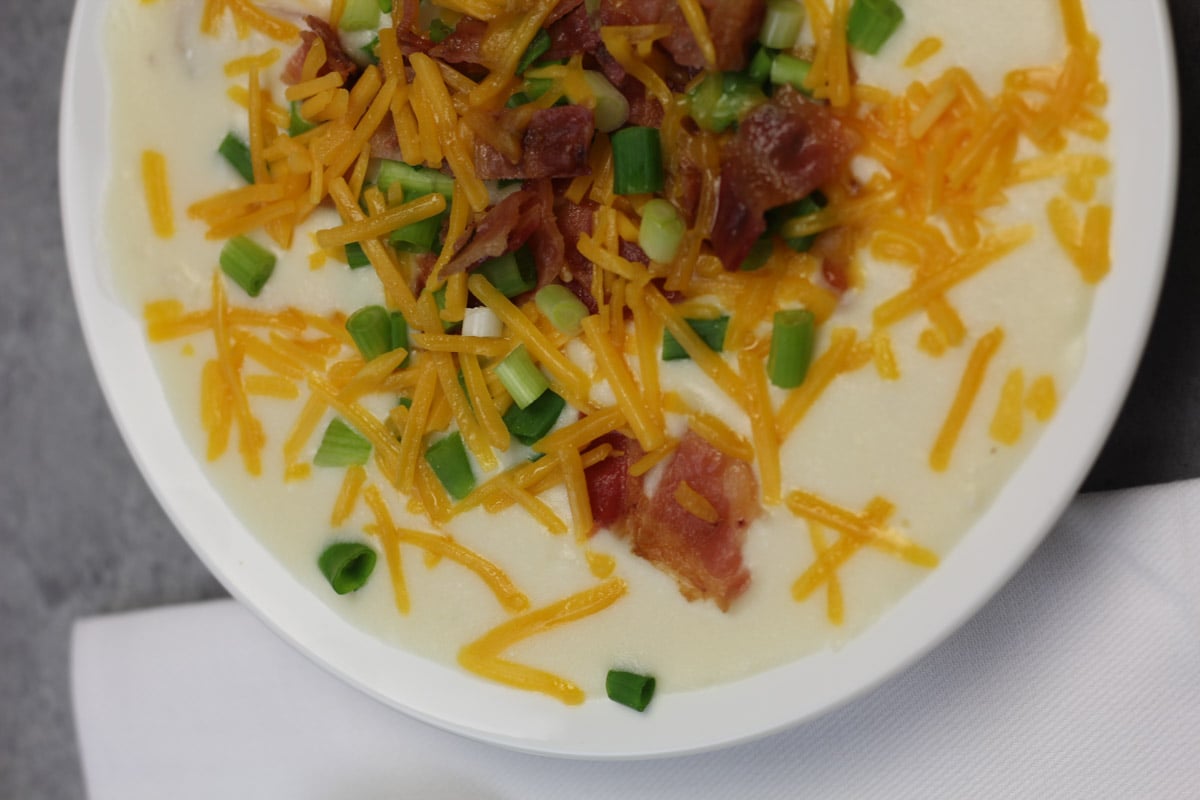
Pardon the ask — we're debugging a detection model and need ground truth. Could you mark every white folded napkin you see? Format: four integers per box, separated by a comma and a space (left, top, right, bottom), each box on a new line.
73, 479, 1200, 799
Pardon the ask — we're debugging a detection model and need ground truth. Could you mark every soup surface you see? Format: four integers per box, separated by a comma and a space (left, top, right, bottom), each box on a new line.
106, 0, 1110, 701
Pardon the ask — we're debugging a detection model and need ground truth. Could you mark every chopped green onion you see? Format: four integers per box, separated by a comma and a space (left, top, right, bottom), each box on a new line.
288, 101, 316, 137
503, 389, 566, 446
638, 198, 686, 263
535, 284, 589, 336
496, 344, 549, 409
846, 0, 904, 55
770, 53, 814, 93
376, 160, 454, 199
389, 210, 443, 253
768, 309, 816, 388
339, 0, 380, 31
429, 17, 455, 43
760, 0, 806, 49
389, 311, 411, 367
739, 237, 774, 271
313, 418, 372, 467
396, 396, 413, 409
319, 542, 378, 594
606, 669, 655, 712
346, 305, 394, 362
478, 247, 537, 298
377, 0, 392, 11
580, 71, 630, 132
687, 72, 767, 133
517, 29, 551, 74
461, 307, 504, 338
506, 77, 554, 108
219, 236, 276, 297
767, 191, 827, 249
611, 126, 664, 195
360, 35, 381, 64
662, 316, 729, 361
425, 432, 475, 500
747, 46, 775, 83
217, 133, 254, 184
429, 284, 459, 333
344, 241, 371, 268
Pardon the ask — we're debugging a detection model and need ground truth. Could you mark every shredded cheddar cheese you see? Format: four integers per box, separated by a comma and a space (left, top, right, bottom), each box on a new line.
930, 328, 1005, 472
140, 150, 175, 238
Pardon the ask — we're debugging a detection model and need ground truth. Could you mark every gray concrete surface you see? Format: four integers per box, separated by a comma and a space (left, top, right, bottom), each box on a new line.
1, 1, 1197, 797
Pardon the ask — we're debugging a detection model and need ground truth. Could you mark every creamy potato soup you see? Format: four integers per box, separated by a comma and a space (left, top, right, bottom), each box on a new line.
106, 0, 1110, 704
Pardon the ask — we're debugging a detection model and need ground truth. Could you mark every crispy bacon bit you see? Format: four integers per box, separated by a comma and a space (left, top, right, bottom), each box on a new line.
586, 431, 759, 611
474, 106, 595, 181
625, 432, 758, 610
555, 198, 601, 313
282, 15, 362, 85
710, 88, 855, 270
546, 1, 599, 61
441, 181, 565, 288
585, 432, 645, 530
428, 17, 488, 65
599, 0, 762, 72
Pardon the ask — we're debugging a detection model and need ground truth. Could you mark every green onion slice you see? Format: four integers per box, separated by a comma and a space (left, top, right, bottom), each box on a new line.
429, 17, 454, 42
219, 236, 276, 297
534, 285, 589, 336
847, 0, 905, 55
770, 53, 814, 92
478, 247, 537, 298
748, 46, 776, 83
318, 542, 377, 595
611, 126, 664, 196
768, 309, 816, 388
760, 0, 806, 49
378, 0, 393, 12
217, 133, 254, 184
496, 345, 550, 409
389, 311, 411, 367
638, 199, 686, 263
606, 669, 656, 712
344, 241, 371, 268
287, 101, 316, 138
339, 0, 380, 30
580, 70, 630, 132
346, 305, 395, 362
662, 316, 729, 361
516, 29, 551, 74
739, 237, 774, 272
313, 418, 372, 467
425, 432, 476, 500
503, 389, 567, 446
376, 160, 455, 199
687, 72, 766, 133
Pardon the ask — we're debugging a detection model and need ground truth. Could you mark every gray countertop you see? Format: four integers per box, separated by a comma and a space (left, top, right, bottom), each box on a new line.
3, 2, 1198, 796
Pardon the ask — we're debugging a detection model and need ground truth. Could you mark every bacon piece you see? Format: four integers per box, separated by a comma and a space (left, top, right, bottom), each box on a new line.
428, 16, 488, 65
474, 106, 595, 181
282, 15, 362, 84
599, 0, 762, 71
710, 88, 855, 270
545, 1, 600, 61
624, 432, 758, 610
585, 432, 645, 530
441, 181, 565, 288
555, 198, 601, 313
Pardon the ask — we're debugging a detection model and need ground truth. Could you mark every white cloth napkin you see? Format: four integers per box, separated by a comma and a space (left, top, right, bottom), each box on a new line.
73, 479, 1200, 799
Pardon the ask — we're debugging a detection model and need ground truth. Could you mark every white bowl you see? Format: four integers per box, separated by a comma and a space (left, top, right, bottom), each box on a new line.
60, 0, 1178, 758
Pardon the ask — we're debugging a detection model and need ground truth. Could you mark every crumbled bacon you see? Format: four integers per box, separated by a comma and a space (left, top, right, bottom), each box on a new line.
585, 432, 645, 530
599, 0, 762, 72
555, 198, 601, 313
710, 88, 855, 270
473, 106, 595, 181
441, 181, 565, 289
428, 17, 488, 65
545, 1, 599, 61
282, 15, 362, 85
623, 432, 758, 610
585, 430, 760, 611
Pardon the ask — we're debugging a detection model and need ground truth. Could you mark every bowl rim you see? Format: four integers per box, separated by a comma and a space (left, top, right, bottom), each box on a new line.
59, 0, 1180, 759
